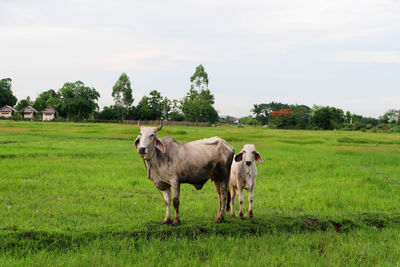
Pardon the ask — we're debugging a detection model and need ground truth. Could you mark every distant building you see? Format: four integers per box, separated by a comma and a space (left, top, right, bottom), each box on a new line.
23, 106, 38, 119
42, 107, 56, 121
0, 105, 17, 118
219, 115, 240, 124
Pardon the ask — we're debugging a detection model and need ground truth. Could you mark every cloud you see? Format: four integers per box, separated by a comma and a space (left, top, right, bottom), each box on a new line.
331, 51, 400, 64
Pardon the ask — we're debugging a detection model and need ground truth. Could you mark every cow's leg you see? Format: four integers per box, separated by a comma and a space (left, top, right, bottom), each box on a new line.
238, 187, 245, 219
161, 188, 172, 224
248, 190, 254, 218
213, 181, 224, 223
171, 181, 180, 226
219, 181, 228, 219
230, 186, 237, 217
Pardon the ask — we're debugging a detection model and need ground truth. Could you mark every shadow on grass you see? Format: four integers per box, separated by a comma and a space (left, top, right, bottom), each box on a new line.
1, 213, 400, 255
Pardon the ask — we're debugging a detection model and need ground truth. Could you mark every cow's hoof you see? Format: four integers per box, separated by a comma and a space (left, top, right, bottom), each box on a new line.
172, 220, 180, 226
161, 218, 172, 225
248, 211, 253, 219
231, 213, 235, 218
239, 212, 244, 220
215, 217, 224, 223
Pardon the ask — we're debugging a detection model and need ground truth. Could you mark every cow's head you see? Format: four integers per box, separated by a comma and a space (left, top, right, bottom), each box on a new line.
234, 144, 263, 166
135, 121, 165, 159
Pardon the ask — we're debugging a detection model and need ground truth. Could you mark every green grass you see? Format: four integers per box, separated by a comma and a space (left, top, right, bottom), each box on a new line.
1, 121, 400, 266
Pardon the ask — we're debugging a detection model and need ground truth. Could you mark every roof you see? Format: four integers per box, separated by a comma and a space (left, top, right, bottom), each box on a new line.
0, 105, 17, 112
23, 106, 38, 113
42, 107, 56, 114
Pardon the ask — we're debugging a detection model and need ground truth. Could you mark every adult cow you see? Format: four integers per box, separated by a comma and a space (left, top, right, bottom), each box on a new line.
135, 121, 234, 225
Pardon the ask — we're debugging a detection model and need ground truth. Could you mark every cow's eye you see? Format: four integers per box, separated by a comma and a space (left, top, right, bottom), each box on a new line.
139, 133, 142, 136
150, 134, 154, 137
252, 151, 255, 154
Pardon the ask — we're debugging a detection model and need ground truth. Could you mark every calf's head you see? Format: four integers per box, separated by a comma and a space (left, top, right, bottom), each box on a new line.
135, 121, 165, 159
234, 144, 263, 166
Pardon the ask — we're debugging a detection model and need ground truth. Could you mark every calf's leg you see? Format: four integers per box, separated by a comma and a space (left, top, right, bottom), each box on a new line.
230, 186, 237, 217
248, 190, 254, 218
238, 188, 245, 219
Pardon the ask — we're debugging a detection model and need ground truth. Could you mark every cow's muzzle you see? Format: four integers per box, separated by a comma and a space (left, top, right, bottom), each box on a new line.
138, 147, 146, 154
246, 161, 251, 166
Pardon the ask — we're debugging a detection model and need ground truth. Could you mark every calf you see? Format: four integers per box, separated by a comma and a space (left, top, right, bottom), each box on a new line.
229, 144, 263, 219
135, 121, 234, 225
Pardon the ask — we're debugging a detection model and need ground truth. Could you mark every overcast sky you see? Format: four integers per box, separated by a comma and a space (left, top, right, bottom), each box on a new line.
1, 0, 399, 118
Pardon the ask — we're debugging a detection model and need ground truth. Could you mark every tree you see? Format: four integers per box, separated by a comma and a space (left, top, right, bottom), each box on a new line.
168, 100, 184, 121
251, 102, 290, 125
135, 90, 171, 120
96, 105, 123, 120
112, 73, 133, 120
59, 81, 100, 120
0, 78, 17, 107
16, 96, 33, 112
33, 89, 60, 112
181, 65, 219, 123
380, 109, 399, 124
190, 64, 208, 91
310, 105, 345, 130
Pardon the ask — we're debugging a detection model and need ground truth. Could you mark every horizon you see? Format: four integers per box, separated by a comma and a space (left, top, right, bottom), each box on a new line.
1, 0, 399, 119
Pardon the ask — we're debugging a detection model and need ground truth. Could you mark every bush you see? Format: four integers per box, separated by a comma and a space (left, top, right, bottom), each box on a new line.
240, 116, 259, 125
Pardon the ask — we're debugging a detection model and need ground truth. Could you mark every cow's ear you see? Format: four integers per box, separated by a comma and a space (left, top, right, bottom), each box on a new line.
254, 151, 264, 164
155, 137, 165, 153
234, 151, 243, 162
134, 136, 140, 149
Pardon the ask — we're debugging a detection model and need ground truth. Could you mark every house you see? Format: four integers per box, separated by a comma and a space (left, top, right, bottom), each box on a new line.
42, 107, 56, 121
0, 105, 17, 118
23, 106, 38, 119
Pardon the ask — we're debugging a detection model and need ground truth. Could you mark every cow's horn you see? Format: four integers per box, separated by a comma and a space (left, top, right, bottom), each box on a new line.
138, 120, 142, 129
155, 121, 163, 132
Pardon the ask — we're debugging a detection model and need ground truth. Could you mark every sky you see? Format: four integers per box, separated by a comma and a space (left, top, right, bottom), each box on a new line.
1, 0, 399, 118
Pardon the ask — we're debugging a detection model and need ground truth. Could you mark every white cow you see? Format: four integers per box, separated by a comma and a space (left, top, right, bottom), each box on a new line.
229, 144, 263, 219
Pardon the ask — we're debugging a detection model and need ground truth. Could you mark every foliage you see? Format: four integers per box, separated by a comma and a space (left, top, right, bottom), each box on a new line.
190, 64, 208, 91
135, 90, 170, 120
266, 105, 311, 129
168, 99, 184, 121
181, 65, 218, 123
252, 102, 290, 125
58, 81, 100, 120
15, 96, 33, 112
270, 108, 294, 128
310, 105, 345, 130
239, 116, 259, 125
0, 78, 17, 107
379, 109, 399, 124
96, 105, 123, 121
32, 89, 60, 112
112, 73, 134, 119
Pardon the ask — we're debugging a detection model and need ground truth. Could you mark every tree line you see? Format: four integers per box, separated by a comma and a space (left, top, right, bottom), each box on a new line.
240, 102, 400, 132
1, 64, 399, 132
0, 65, 219, 123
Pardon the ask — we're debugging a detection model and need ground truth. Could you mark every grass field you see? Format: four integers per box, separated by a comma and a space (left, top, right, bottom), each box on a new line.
1, 121, 400, 266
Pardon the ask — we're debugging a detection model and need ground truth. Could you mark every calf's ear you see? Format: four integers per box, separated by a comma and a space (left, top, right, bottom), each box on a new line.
134, 136, 140, 149
234, 151, 244, 162
254, 151, 264, 164
155, 137, 165, 153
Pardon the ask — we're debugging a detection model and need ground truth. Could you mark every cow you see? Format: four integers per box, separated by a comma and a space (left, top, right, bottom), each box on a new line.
134, 121, 234, 225
229, 144, 264, 219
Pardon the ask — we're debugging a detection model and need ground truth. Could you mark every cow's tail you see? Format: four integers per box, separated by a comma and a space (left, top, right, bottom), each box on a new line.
226, 187, 231, 212
225, 149, 234, 212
